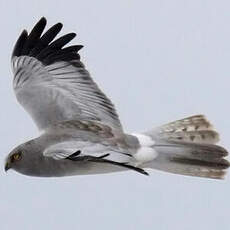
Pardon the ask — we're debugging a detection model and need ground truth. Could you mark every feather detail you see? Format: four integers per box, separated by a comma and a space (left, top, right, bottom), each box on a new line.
147, 115, 219, 144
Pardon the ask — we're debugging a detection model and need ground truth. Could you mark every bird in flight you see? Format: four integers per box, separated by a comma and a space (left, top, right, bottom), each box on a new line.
5, 17, 229, 179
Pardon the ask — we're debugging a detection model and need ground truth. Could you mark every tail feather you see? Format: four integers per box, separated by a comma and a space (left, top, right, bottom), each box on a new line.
154, 141, 228, 160
144, 154, 228, 179
146, 115, 219, 144
138, 115, 229, 179
144, 141, 229, 179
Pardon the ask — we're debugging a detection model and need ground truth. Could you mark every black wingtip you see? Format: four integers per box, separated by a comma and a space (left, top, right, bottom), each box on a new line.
21, 17, 47, 55
34, 17, 47, 29
12, 30, 28, 58
12, 18, 83, 65
139, 169, 149, 176
124, 164, 149, 176
49, 32, 76, 49
66, 152, 149, 176
40, 17, 47, 23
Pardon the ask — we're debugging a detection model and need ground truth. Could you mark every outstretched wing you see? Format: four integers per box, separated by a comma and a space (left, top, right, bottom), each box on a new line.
43, 141, 148, 175
11, 17, 122, 131
43, 140, 128, 160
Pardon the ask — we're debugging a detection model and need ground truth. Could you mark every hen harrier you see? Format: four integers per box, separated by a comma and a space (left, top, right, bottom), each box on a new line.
5, 18, 229, 179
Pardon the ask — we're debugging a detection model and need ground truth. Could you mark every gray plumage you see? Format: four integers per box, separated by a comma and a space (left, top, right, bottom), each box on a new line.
5, 18, 229, 179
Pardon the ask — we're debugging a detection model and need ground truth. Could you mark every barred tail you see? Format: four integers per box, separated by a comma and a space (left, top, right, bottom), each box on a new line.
135, 115, 229, 179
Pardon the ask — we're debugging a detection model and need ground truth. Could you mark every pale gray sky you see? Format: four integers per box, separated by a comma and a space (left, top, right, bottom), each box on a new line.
1, 1, 230, 229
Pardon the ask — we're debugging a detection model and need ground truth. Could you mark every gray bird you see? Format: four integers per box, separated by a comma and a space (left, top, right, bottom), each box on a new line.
5, 17, 229, 179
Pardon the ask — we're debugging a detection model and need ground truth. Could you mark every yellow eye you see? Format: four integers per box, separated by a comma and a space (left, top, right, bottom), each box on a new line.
12, 153, 22, 162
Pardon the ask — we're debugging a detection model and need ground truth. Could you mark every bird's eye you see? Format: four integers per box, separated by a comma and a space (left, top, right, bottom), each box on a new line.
12, 152, 22, 162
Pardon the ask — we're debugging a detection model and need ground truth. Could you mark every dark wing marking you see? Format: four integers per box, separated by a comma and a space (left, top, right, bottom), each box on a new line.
12, 17, 83, 65
66, 152, 149, 176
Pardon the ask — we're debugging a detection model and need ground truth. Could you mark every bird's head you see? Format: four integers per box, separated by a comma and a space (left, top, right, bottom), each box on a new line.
5, 144, 26, 172
5, 141, 38, 175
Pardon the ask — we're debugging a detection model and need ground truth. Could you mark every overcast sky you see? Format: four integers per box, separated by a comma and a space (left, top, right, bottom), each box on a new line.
0, 1, 230, 229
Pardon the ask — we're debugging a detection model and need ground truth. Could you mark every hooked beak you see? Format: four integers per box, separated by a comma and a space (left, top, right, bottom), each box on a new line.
4, 161, 10, 172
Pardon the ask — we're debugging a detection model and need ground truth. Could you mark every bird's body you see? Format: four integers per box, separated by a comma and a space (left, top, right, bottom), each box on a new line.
5, 17, 229, 179
9, 119, 142, 177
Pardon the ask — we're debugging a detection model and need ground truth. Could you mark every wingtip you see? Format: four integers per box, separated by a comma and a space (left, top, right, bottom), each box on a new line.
22, 29, 28, 36
54, 22, 63, 31
141, 169, 149, 176
40, 16, 47, 21
30, 17, 47, 34
38, 17, 47, 25
68, 32, 77, 39
11, 29, 28, 58
12, 18, 83, 64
